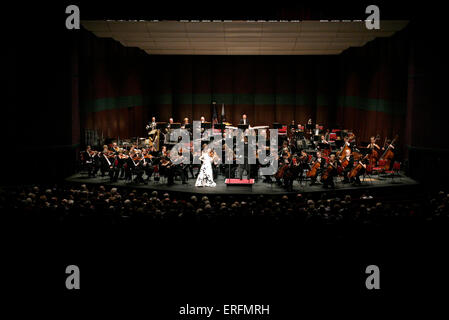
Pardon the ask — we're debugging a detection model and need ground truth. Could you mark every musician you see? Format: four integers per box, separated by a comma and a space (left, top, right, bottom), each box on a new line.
342, 149, 353, 184
324, 129, 330, 142
322, 154, 337, 189
84, 145, 98, 178
313, 124, 321, 136
166, 151, 188, 185
146, 116, 157, 131
239, 113, 249, 126
141, 148, 155, 183
158, 145, 170, 179
181, 117, 190, 129
320, 135, 329, 144
367, 136, 380, 150
131, 150, 146, 184
99, 145, 113, 178
310, 151, 325, 185
342, 135, 352, 149
382, 139, 395, 151
341, 148, 365, 185
367, 136, 381, 166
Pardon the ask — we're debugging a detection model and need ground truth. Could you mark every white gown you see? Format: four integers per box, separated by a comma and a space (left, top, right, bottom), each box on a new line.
195, 152, 216, 187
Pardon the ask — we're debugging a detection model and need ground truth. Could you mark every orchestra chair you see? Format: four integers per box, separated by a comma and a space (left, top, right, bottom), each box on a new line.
372, 159, 386, 175
384, 161, 401, 183
362, 164, 374, 185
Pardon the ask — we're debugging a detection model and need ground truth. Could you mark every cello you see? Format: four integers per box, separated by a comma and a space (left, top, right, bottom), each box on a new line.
306, 159, 321, 178
380, 134, 398, 170
368, 134, 381, 166
348, 154, 368, 179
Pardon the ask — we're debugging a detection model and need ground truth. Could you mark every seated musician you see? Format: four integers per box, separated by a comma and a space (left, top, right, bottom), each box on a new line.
342, 149, 353, 184
166, 150, 188, 185
322, 154, 338, 189
341, 149, 365, 185
239, 113, 250, 126
367, 136, 380, 150
310, 151, 325, 185
313, 124, 321, 136
320, 135, 329, 144
340, 135, 352, 151
167, 117, 174, 128
382, 139, 395, 151
146, 116, 157, 131
181, 117, 190, 129
141, 148, 154, 183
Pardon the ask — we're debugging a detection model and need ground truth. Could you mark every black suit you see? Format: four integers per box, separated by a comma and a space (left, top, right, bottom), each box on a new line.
239, 119, 249, 126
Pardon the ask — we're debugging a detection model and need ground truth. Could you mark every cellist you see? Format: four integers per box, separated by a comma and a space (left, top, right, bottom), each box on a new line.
342, 149, 354, 184
366, 136, 380, 166
309, 151, 325, 185
322, 154, 338, 189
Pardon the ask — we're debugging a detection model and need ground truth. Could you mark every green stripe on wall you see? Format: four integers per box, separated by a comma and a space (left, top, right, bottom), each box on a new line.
83, 94, 405, 115
338, 95, 406, 115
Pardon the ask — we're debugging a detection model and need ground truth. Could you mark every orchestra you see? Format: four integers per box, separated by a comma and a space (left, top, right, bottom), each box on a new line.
80, 113, 398, 190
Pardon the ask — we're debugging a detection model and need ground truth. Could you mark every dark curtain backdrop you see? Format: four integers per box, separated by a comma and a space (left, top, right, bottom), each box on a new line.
78, 26, 410, 146
78, 20, 444, 156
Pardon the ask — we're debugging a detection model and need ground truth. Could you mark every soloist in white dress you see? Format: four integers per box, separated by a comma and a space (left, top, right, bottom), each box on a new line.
195, 152, 216, 187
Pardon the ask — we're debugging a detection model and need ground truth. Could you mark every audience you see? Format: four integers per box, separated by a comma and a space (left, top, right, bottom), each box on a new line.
1, 183, 448, 230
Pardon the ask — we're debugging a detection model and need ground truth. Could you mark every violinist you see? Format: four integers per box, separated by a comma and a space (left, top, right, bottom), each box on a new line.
166, 150, 188, 185
142, 146, 156, 182
99, 145, 114, 178
131, 150, 145, 184
85, 145, 98, 178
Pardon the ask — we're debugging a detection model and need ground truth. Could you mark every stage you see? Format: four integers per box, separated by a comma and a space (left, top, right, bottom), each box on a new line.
65, 172, 419, 196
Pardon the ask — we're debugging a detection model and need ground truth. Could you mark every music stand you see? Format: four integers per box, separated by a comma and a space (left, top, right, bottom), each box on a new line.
214, 123, 226, 139
170, 123, 181, 129
334, 139, 344, 149
156, 123, 168, 130
201, 122, 212, 130
318, 143, 330, 150
238, 124, 249, 131
272, 123, 283, 130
